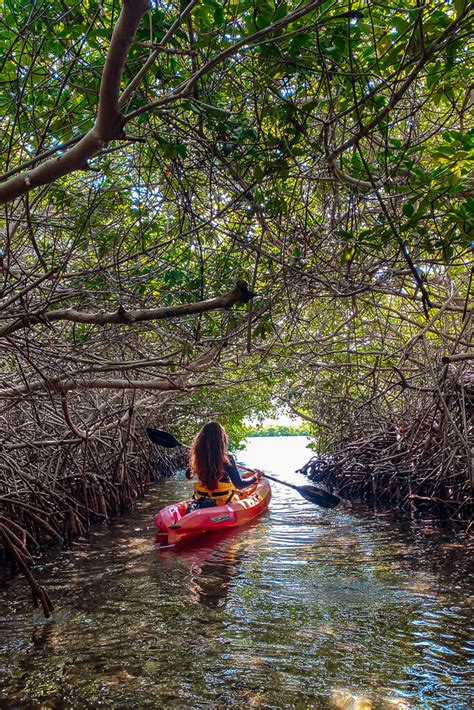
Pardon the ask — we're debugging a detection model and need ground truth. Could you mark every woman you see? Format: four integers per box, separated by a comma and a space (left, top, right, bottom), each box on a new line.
188, 421, 261, 507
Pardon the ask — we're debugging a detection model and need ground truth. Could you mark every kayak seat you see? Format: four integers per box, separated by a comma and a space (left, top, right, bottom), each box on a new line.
186, 498, 218, 514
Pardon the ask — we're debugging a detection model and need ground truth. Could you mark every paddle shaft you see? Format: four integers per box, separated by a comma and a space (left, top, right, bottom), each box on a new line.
238, 464, 301, 492
259, 472, 300, 492
237, 462, 339, 506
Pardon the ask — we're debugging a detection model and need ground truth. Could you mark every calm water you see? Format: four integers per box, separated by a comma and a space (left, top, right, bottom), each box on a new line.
1, 436, 473, 709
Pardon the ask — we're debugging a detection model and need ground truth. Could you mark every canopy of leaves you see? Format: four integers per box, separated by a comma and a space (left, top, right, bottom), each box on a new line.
0, 0, 472, 448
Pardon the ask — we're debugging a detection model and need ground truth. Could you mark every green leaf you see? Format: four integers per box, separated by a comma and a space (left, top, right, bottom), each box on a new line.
273, 2, 288, 21
336, 229, 353, 241
289, 34, 312, 56
454, 0, 465, 17
176, 144, 187, 159
391, 16, 409, 34
442, 243, 454, 259
213, 4, 224, 27
426, 70, 441, 90
255, 12, 272, 30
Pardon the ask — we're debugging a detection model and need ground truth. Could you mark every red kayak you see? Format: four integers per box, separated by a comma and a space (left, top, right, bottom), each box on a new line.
154, 470, 271, 545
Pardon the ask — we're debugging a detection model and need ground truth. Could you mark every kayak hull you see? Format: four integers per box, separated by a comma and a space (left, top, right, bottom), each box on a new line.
154, 473, 271, 545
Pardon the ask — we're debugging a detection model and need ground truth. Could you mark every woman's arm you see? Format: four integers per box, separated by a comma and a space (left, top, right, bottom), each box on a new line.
226, 454, 257, 489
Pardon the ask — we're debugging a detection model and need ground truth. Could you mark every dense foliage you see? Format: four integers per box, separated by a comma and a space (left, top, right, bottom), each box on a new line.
0, 0, 471, 401
0, 0, 472, 444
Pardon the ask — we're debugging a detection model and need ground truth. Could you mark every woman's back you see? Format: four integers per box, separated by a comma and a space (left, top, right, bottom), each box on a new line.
188, 422, 257, 501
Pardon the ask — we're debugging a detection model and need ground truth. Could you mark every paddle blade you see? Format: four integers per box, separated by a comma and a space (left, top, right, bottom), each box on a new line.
296, 485, 340, 509
146, 428, 181, 448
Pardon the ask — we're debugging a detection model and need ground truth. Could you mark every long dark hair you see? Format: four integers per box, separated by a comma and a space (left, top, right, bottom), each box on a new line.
189, 422, 229, 490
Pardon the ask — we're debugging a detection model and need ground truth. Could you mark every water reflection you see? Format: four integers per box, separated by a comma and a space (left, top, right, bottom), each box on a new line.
0, 437, 472, 709
160, 530, 245, 609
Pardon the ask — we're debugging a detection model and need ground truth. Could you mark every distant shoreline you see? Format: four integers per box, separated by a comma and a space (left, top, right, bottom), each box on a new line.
246, 433, 309, 437
244, 428, 310, 438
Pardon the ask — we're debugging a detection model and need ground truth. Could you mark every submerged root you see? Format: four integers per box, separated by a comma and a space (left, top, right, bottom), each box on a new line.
299, 369, 473, 527
0, 396, 188, 616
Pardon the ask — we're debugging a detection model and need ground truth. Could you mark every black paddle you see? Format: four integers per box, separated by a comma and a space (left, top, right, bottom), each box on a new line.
147, 428, 189, 449
146, 427, 340, 509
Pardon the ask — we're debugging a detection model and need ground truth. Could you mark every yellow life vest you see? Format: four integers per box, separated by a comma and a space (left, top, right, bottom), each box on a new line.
193, 479, 236, 504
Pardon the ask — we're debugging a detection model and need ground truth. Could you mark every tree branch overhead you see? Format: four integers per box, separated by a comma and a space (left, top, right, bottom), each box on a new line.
0, 281, 253, 337
0, 0, 149, 204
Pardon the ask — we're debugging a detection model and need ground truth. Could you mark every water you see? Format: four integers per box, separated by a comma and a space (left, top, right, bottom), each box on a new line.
1, 436, 473, 709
